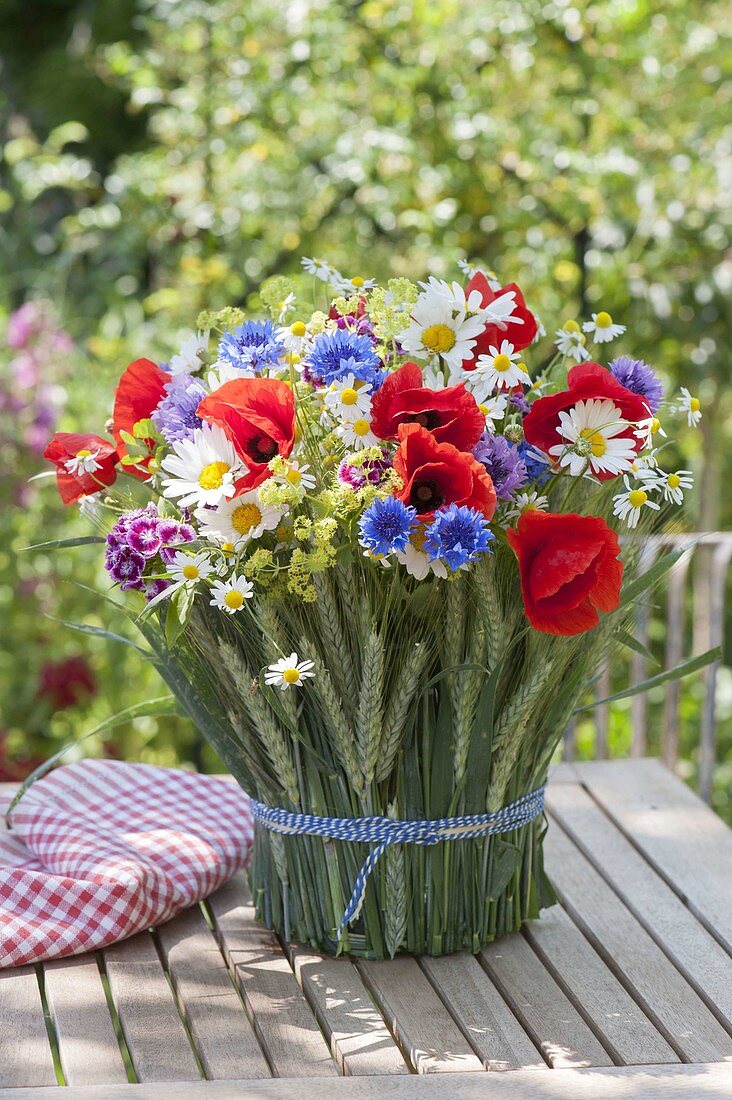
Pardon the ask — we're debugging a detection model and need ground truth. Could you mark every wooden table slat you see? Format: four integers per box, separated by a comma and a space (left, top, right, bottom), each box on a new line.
103, 931, 202, 1083
523, 905, 678, 1066
420, 952, 547, 1071
544, 819, 732, 1063
480, 932, 613, 1069
43, 955, 128, 1086
206, 874, 338, 1078
286, 944, 409, 1076
547, 777, 732, 1027
156, 906, 271, 1081
570, 758, 732, 954
358, 956, 487, 1073
0, 966, 57, 1088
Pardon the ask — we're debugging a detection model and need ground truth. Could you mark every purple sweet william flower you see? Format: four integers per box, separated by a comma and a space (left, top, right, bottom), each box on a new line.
473, 434, 527, 500
107, 545, 146, 591
609, 356, 663, 414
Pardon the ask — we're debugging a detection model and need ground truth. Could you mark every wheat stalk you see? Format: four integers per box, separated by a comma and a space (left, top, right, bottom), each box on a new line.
311, 660, 364, 796
376, 640, 431, 782
356, 625, 385, 786
384, 839, 407, 957
312, 569, 358, 707
453, 625, 487, 788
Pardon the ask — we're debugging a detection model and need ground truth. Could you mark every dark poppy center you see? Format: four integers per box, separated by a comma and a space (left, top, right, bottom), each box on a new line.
410, 478, 444, 509
247, 434, 278, 463
406, 410, 441, 430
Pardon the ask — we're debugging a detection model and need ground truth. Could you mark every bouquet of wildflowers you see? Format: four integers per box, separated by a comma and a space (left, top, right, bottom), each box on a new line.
42, 258, 707, 957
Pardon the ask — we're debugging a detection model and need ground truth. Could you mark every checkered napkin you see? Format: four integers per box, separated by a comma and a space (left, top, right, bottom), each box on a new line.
0, 759, 253, 968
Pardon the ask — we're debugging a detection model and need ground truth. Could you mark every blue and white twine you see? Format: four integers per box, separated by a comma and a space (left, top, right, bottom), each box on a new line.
251, 785, 546, 937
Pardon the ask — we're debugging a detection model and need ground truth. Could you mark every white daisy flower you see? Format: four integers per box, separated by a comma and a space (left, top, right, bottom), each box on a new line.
277, 319, 311, 355
612, 476, 661, 529
420, 362, 450, 390
473, 341, 530, 393
549, 398, 637, 478
206, 361, 249, 390
634, 414, 666, 449
333, 274, 376, 294
456, 261, 502, 290
196, 489, 283, 547
582, 311, 626, 344
324, 373, 373, 419
210, 573, 254, 615
168, 550, 215, 589
161, 423, 244, 509
169, 331, 208, 376
475, 392, 509, 433
397, 285, 487, 371
658, 469, 693, 505
420, 276, 485, 316
554, 324, 590, 362
301, 257, 340, 283
394, 543, 449, 580
277, 292, 296, 322
677, 387, 702, 427
337, 416, 379, 449
264, 652, 315, 690
77, 494, 103, 520
64, 447, 103, 476
505, 491, 549, 521
272, 459, 317, 495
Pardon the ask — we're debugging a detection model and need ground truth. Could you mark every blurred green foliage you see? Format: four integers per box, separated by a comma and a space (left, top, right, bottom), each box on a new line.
1, 0, 730, 805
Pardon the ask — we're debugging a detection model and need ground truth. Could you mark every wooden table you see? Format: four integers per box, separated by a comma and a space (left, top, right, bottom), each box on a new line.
2, 759, 731, 1098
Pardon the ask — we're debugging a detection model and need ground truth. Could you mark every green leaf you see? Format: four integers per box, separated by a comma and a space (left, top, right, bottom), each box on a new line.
620, 541, 699, 609
46, 615, 155, 657
165, 584, 195, 648
7, 696, 179, 813
20, 536, 106, 551
614, 628, 662, 667
573, 646, 720, 713
486, 840, 522, 900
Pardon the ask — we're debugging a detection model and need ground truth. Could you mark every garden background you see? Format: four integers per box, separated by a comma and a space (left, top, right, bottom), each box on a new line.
1, 1, 730, 812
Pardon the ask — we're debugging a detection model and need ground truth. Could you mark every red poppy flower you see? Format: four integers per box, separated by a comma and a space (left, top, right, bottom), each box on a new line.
507, 510, 623, 636
522, 362, 650, 480
370, 361, 485, 450
462, 273, 538, 369
112, 358, 168, 479
393, 423, 496, 520
44, 432, 119, 505
197, 377, 296, 490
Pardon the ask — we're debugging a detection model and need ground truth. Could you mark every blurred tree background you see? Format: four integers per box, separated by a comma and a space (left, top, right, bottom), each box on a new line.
1, 1, 730, 805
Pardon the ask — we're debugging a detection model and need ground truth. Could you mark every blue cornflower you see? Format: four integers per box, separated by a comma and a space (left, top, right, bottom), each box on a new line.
217, 320, 285, 372
517, 441, 552, 486
424, 505, 494, 571
609, 356, 664, 414
473, 434, 528, 500
359, 497, 418, 557
152, 374, 207, 443
306, 329, 382, 387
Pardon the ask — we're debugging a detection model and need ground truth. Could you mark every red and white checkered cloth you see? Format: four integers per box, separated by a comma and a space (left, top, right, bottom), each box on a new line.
0, 760, 253, 968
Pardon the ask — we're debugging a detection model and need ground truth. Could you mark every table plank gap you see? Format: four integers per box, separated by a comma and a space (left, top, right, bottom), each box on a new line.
155, 905, 271, 1081
522, 905, 679, 1066
0, 964, 59, 1087
480, 932, 615, 1069
572, 759, 732, 955
206, 872, 338, 1078
43, 954, 129, 1086
102, 930, 202, 1083
284, 942, 410, 1076
357, 956, 486, 1074
544, 814, 732, 1063
547, 776, 732, 1033
419, 951, 548, 1071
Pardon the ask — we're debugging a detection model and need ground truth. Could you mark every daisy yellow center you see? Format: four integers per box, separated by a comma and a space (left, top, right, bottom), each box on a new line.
231, 502, 262, 534
290, 321, 307, 337
579, 428, 607, 457
76, 448, 92, 458
283, 668, 301, 684
182, 564, 199, 580
422, 323, 456, 353
285, 467, 302, 484
690, 397, 701, 412
291, 353, 301, 365
595, 311, 612, 328
351, 276, 364, 287
198, 461, 230, 490
629, 489, 647, 508
667, 474, 681, 489
352, 418, 370, 436
651, 418, 661, 434
493, 354, 512, 372
478, 403, 489, 415
411, 524, 428, 551
224, 590, 244, 610
564, 319, 580, 333
341, 387, 358, 405
221, 542, 235, 553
